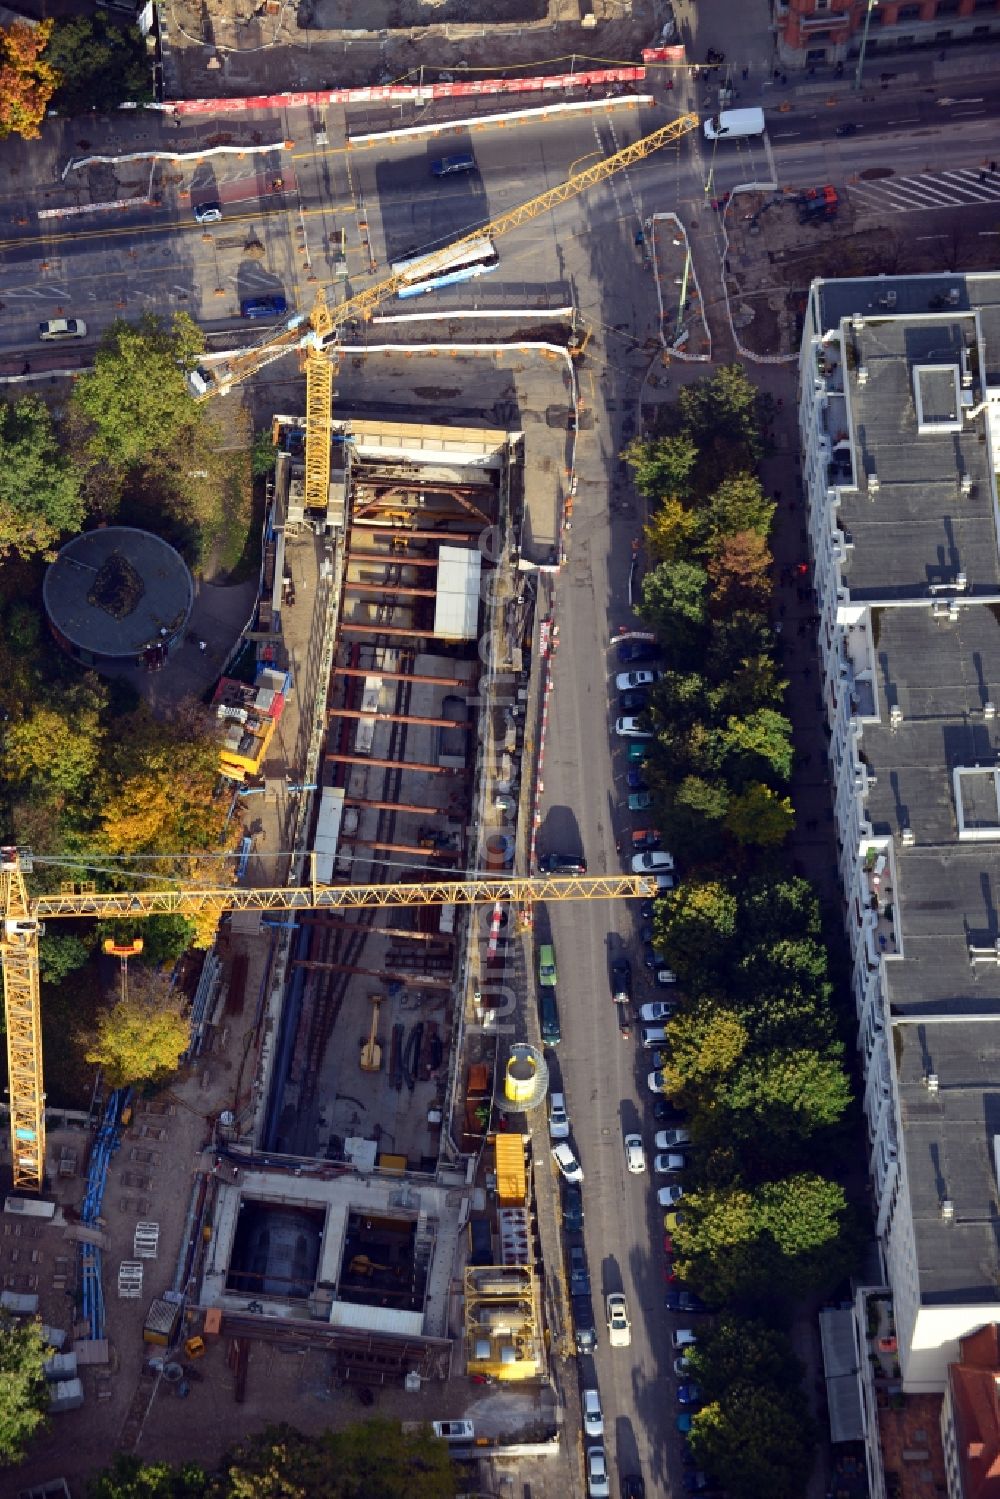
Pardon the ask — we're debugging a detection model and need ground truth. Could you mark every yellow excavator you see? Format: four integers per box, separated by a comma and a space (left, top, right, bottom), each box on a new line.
360, 994, 383, 1073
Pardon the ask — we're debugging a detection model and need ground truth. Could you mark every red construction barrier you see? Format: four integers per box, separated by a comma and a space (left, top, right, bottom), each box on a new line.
642, 46, 685, 62
171, 66, 647, 117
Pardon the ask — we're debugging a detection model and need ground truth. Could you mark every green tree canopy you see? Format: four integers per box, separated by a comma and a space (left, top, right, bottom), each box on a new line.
686, 1314, 802, 1398
0, 1312, 48, 1464
716, 1047, 851, 1143
688, 1380, 816, 1499
39, 932, 93, 984
5, 675, 107, 802
44, 14, 151, 114
655, 880, 738, 977
718, 707, 794, 785
84, 968, 189, 1089
706, 530, 772, 615
87, 1454, 209, 1498
724, 782, 794, 847
639, 558, 708, 664
624, 431, 698, 500
0, 395, 86, 560
703, 472, 775, 540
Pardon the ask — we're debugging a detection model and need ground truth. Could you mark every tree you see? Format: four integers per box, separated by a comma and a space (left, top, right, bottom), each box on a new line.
0, 396, 86, 559
717, 1048, 852, 1143
87, 1454, 209, 1498
624, 431, 698, 500
5, 676, 107, 802
660, 1003, 747, 1098
0, 20, 58, 141
639, 559, 707, 665
70, 313, 209, 474
716, 652, 787, 717
655, 880, 737, 978
44, 15, 151, 114
688, 1382, 816, 1499
719, 708, 793, 785
677, 365, 765, 461
251, 428, 278, 478
686, 1314, 802, 1399
96, 916, 196, 969
703, 473, 775, 541
705, 609, 774, 685
0, 1312, 48, 1464
39, 932, 92, 984
220, 1421, 457, 1499
84, 967, 189, 1089
724, 782, 794, 846
100, 702, 229, 860
706, 530, 772, 614
644, 496, 698, 562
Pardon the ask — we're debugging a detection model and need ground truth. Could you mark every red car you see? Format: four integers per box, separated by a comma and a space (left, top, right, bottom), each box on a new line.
664, 1234, 675, 1255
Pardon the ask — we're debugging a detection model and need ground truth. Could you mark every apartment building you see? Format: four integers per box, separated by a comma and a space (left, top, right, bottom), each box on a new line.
799, 271, 1000, 1399
774, 0, 1000, 69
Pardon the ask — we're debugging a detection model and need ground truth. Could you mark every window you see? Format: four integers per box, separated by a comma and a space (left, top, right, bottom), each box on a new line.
807, 45, 828, 58
896, 4, 920, 18
934, 27, 953, 37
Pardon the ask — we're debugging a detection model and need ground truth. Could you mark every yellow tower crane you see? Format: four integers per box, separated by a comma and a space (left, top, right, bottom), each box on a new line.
0, 850, 649, 1190
204, 112, 699, 511
0, 112, 698, 1190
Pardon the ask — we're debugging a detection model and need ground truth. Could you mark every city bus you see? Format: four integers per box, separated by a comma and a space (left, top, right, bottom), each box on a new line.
390, 236, 499, 299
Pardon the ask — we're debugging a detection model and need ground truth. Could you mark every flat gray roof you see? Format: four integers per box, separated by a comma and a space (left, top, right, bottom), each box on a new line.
43, 527, 194, 658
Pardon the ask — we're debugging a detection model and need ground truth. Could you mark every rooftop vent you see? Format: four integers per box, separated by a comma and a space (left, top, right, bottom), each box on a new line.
960, 473, 972, 496
901, 826, 915, 846
858, 366, 869, 387
852, 313, 865, 331
868, 471, 879, 495
956, 570, 968, 591
925, 1073, 939, 1094
985, 701, 996, 720
890, 705, 903, 729
941, 1199, 955, 1222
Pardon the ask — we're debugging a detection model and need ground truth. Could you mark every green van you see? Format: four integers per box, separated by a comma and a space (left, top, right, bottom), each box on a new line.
538, 943, 557, 988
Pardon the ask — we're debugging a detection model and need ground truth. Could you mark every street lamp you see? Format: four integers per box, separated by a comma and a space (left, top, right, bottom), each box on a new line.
854, 0, 879, 91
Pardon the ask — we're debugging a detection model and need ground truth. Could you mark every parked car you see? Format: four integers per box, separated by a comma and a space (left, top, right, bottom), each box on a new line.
631, 828, 662, 852
562, 1181, 584, 1231
540, 990, 561, 1046
666, 1290, 708, 1314
658, 1184, 684, 1208
674, 1353, 692, 1377
641, 1026, 669, 1050
656, 1128, 691, 1149
616, 716, 653, 739
606, 1292, 631, 1347
628, 791, 654, 812
619, 689, 650, 713
538, 942, 557, 987
648, 1050, 669, 1070
617, 638, 660, 664
192, 201, 222, 223
664, 1209, 687, 1233
627, 767, 647, 791
582, 1387, 604, 1439
586, 1444, 611, 1498
240, 294, 288, 318
640, 1001, 675, 1023
624, 1133, 646, 1174
647, 1069, 670, 1094
676, 1413, 693, 1435
677, 1382, 703, 1406
539, 852, 587, 875
653, 1150, 686, 1173
626, 742, 648, 765
672, 1327, 697, 1350
834, 121, 858, 137
552, 1142, 584, 1182
632, 850, 674, 875
615, 670, 660, 690
431, 151, 477, 176
548, 1092, 570, 1140
38, 318, 86, 340
652, 1096, 685, 1123
432, 1419, 475, 1441
611, 957, 632, 1005
572, 1293, 597, 1352
569, 1245, 591, 1296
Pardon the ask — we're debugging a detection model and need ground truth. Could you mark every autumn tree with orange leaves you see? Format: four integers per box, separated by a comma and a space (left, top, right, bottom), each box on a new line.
0, 20, 59, 141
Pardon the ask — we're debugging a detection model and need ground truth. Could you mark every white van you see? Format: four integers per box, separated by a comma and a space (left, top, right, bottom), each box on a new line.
642, 1026, 669, 1050
703, 107, 766, 142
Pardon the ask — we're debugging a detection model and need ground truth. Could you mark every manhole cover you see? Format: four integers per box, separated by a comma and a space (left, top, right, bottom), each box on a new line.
858, 167, 894, 180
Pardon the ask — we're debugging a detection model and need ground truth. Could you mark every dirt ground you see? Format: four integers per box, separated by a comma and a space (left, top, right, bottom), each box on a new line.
718, 188, 1000, 359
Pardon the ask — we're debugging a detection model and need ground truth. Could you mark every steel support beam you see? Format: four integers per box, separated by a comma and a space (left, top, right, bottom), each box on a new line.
342, 582, 439, 598
327, 708, 464, 728
334, 668, 468, 686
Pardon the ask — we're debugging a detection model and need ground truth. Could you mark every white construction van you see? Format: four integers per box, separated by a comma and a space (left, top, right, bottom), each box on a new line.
703, 108, 766, 141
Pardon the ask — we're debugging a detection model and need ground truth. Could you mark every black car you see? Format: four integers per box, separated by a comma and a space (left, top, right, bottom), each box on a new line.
611, 957, 633, 1005
569, 1245, 590, 1296
571, 1293, 597, 1353
665, 1290, 710, 1314
539, 852, 587, 875
652, 1096, 685, 1123
619, 688, 650, 714
639, 899, 656, 921
562, 1181, 584, 1231
617, 639, 659, 665
835, 121, 858, 137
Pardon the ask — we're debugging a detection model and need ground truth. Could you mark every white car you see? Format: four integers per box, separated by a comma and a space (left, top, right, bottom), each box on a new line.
658, 1184, 684, 1208
624, 1133, 646, 1174
587, 1444, 611, 1498
656, 1129, 691, 1150
673, 1327, 697, 1350
552, 1141, 584, 1183
582, 1386, 604, 1438
647, 1069, 670, 1093
653, 1152, 686, 1174
674, 1353, 692, 1376
432, 1419, 475, 1441
615, 669, 660, 691
632, 850, 675, 875
38, 317, 87, 341
656, 967, 678, 985
640, 1001, 674, 1023
615, 716, 653, 739
606, 1291, 631, 1347
548, 1092, 570, 1140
